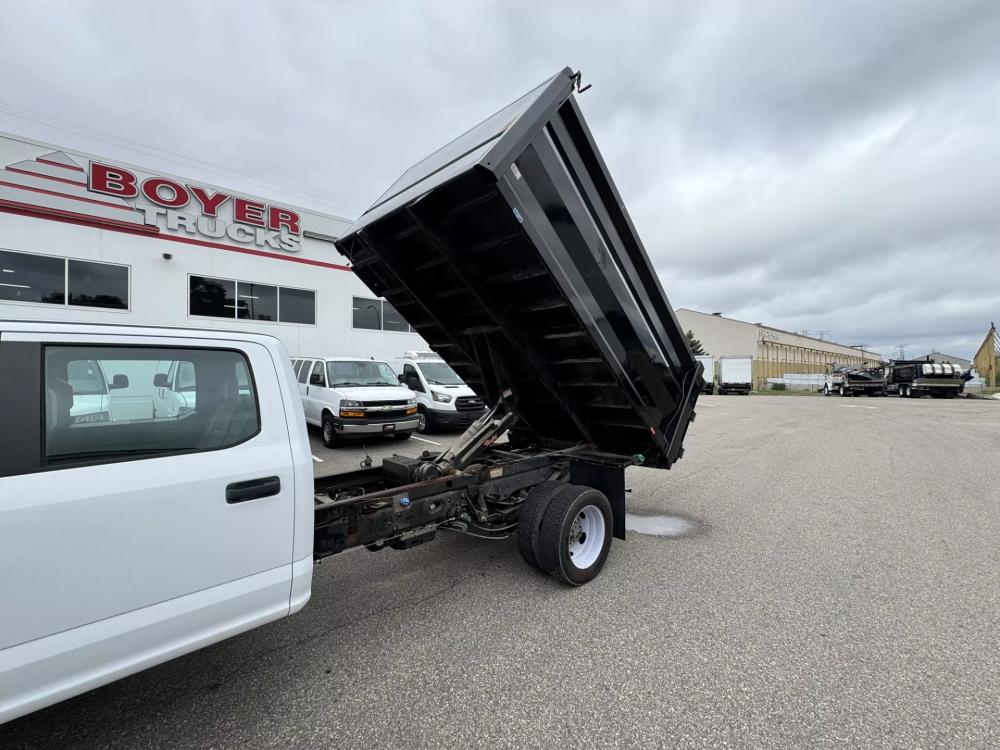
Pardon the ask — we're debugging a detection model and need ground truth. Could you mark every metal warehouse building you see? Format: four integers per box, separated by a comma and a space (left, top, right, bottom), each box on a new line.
973, 323, 999, 387
0, 132, 427, 362
676, 308, 882, 389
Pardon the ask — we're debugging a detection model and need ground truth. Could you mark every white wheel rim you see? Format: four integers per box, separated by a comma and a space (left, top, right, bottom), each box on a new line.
418, 413, 426, 431
567, 504, 606, 569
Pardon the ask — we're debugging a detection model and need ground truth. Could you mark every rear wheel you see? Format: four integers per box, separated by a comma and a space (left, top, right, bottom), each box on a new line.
321, 413, 338, 448
823, 385, 829, 396
516, 481, 566, 571
839, 385, 847, 397
537, 485, 613, 586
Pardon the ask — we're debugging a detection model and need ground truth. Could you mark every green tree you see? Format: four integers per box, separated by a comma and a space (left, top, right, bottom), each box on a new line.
685, 329, 706, 355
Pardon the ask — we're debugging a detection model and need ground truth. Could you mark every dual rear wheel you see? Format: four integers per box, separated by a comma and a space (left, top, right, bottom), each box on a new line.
517, 483, 614, 586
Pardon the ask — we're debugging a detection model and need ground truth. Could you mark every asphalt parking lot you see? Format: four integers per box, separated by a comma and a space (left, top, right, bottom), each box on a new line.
3, 395, 998, 749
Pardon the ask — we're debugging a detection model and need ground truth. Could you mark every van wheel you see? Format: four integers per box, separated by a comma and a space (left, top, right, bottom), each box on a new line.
537, 485, 613, 586
393, 431, 412, 440
516, 481, 566, 571
321, 413, 338, 448
416, 407, 429, 433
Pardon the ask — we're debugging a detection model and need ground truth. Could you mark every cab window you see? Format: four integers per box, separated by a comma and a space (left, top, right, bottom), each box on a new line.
297, 360, 311, 384
43, 345, 260, 467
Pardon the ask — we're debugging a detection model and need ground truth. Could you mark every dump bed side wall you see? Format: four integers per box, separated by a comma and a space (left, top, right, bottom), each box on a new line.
340, 74, 700, 468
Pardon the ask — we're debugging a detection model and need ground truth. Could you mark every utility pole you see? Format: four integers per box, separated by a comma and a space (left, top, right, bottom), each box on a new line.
894, 344, 907, 360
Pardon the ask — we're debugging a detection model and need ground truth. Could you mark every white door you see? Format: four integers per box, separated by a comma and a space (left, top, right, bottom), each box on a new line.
0, 333, 298, 719
296, 358, 314, 423
303, 360, 328, 422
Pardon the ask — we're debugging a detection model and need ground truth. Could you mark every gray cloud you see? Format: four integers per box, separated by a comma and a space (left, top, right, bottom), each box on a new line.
0, 0, 996, 358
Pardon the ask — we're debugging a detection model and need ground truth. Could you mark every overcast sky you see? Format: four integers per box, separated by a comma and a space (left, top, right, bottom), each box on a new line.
1, 0, 997, 358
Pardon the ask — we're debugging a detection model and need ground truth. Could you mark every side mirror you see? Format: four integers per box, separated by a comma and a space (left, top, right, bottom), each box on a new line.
310, 373, 324, 386
406, 376, 422, 391
109, 374, 129, 390
397, 373, 406, 384
153, 373, 170, 388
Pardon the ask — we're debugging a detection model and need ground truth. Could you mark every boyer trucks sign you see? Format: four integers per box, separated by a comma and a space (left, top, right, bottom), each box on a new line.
88, 162, 302, 252
0, 145, 302, 253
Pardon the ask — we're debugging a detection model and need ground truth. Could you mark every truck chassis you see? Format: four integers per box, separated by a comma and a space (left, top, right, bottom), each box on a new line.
312, 393, 633, 585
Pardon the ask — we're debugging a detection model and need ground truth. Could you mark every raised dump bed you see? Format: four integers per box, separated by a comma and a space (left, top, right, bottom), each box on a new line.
336, 68, 701, 469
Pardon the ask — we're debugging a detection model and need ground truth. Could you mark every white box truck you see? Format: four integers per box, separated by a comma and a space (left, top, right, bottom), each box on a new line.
694, 355, 715, 394
718, 355, 753, 395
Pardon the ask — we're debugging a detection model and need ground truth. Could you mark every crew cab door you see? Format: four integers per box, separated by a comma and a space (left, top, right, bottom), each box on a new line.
0, 332, 298, 721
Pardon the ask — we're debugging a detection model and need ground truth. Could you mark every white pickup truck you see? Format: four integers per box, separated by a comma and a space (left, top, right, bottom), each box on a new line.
0, 322, 315, 723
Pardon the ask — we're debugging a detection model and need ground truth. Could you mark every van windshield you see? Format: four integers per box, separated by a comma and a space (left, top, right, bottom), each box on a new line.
417, 361, 463, 385
327, 360, 399, 387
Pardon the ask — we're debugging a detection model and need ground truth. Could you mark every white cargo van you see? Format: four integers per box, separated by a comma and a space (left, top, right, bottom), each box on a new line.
290, 356, 418, 447
718, 355, 753, 395
389, 351, 487, 432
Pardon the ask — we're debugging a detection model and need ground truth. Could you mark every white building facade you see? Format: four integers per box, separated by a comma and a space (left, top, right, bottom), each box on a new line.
0, 132, 426, 362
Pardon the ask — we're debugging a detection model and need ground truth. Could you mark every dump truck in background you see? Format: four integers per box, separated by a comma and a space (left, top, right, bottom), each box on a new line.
1, 68, 703, 724
718, 355, 753, 394
886, 359, 964, 398
823, 364, 887, 397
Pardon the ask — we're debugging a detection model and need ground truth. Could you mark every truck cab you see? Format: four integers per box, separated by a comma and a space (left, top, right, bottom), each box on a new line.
0, 322, 315, 724
390, 351, 487, 432
290, 356, 418, 446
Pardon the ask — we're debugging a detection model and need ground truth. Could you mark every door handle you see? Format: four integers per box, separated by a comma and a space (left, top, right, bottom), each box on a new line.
226, 476, 281, 504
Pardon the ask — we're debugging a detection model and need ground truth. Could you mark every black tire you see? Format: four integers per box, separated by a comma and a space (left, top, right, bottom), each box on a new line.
823, 385, 829, 396
516, 481, 566, 571
393, 431, 413, 440
537, 485, 613, 586
321, 412, 338, 448
416, 406, 429, 434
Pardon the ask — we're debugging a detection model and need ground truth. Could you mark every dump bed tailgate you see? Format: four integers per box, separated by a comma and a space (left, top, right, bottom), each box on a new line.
336, 68, 701, 468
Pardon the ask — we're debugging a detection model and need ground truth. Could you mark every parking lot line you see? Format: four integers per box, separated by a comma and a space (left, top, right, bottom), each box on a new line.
411, 435, 441, 446
839, 404, 878, 409
311, 455, 323, 462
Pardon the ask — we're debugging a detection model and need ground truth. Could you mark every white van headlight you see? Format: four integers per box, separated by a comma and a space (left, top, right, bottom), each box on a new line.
406, 398, 417, 406
340, 399, 362, 408
432, 391, 452, 403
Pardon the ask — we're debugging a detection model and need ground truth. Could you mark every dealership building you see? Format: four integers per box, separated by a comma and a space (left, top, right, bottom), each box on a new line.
0, 132, 427, 362
676, 308, 883, 389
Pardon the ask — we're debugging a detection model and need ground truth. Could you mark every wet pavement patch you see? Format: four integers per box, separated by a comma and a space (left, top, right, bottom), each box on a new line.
625, 513, 699, 537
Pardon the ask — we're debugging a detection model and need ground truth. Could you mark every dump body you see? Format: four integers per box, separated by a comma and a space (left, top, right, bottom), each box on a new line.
336, 68, 701, 468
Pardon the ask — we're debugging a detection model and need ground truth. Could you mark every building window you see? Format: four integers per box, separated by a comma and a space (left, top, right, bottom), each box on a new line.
278, 287, 315, 325
0, 249, 65, 305
68, 259, 129, 310
0, 249, 129, 310
190, 275, 315, 325
237, 282, 277, 321
190, 275, 236, 318
352, 296, 415, 333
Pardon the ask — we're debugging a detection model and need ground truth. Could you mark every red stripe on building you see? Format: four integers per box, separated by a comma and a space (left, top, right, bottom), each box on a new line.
0, 179, 135, 211
0, 198, 159, 234
6, 166, 87, 187
0, 202, 352, 271
36, 157, 85, 172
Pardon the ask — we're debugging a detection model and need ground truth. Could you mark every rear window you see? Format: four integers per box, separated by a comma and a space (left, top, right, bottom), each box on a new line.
44, 346, 259, 467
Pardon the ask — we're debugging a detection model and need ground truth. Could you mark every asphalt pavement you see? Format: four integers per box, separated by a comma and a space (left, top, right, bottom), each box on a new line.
3, 395, 998, 749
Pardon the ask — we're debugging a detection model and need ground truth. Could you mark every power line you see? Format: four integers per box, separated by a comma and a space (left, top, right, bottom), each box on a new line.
0, 101, 370, 216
